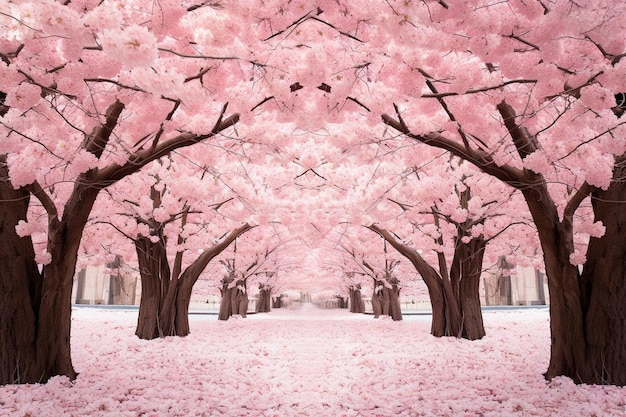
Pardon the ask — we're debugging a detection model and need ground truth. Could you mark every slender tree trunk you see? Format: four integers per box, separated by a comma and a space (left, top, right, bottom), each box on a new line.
388, 284, 402, 321
350, 286, 365, 313
256, 287, 272, 313
218, 282, 233, 321
371, 285, 383, 318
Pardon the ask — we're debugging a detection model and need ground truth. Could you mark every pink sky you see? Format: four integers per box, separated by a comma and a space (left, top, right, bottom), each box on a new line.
1, 306, 624, 416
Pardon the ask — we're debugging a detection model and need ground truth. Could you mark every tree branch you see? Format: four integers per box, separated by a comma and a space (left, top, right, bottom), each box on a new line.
95, 106, 239, 186
381, 112, 527, 188
82, 100, 125, 159
421, 79, 536, 99
496, 100, 539, 160
25, 180, 58, 222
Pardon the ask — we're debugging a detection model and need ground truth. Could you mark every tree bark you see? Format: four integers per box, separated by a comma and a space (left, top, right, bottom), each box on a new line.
578, 174, 626, 384
1, 162, 100, 384
218, 280, 233, 321
272, 295, 284, 308
0, 158, 41, 385
453, 237, 487, 340
134, 234, 169, 339
218, 279, 248, 320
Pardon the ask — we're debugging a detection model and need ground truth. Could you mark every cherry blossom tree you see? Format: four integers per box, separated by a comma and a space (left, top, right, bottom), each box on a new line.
215, 232, 284, 320
3, 0, 625, 388
332, 226, 405, 320
376, 0, 626, 384
0, 0, 245, 384
367, 159, 538, 339
87, 150, 261, 338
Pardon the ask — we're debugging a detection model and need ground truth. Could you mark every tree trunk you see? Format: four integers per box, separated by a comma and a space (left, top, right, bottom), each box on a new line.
455, 238, 487, 340
388, 284, 402, 321
350, 286, 365, 313
134, 235, 169, 339
230, 282, 241, 315
256, 287, 272, 313
272, 295, 283, 308
371, 285, 383, 318
382, 106, 625, 383
578, 176, 626, 384
1, 102, 240, 384
0, 159, 41, 385
35, 185, 102, 383
336, 296, 348, 308
218, 281, 233, 321
380, 286, 391, 316
218, 281, 248, 319
239, 292, 249, 318
520, 180, 589, 383
0, 169, 97, 385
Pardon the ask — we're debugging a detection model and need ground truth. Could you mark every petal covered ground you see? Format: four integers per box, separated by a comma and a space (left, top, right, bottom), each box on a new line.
0, 305, 624, 416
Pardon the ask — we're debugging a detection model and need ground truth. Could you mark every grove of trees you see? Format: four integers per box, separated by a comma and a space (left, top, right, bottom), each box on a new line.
1, 0, 624, 386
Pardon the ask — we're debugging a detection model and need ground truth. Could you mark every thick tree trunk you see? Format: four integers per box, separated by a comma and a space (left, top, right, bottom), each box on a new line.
134, 224, 252, 328
34, 185, 101, 383
218, 280, 247, 320
455, 238, 487, 340
239, 292, 249, 318
533, 161, 626, 385
1, 102, 240, 384
578, 176, 626, 384
383, 105, 624, 383
380, 286, 390, 316
230, 283, 241, 315
336, 296, 348, 308
0, 160, 41, 385
520, 181, 588, 383
134, 235, 168, 339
